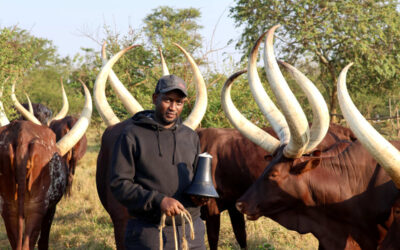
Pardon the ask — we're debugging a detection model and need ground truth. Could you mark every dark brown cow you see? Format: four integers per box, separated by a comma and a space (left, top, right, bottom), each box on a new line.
198, 123, 357, 249
96, 119, 132, 249
236, 138, 400, 249
230, 26, 400, 249
94, 44, 208, 249
0, 83, 91, 250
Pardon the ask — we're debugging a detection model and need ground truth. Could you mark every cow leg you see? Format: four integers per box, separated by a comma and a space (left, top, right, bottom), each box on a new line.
111, 216, 128, 250
205, 213, 220, 250
228, 206, 247, 249
37, 206, 57, 250
2, 206, 19, 249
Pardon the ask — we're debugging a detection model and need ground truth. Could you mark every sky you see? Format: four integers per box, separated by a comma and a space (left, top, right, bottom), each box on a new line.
0, 0, 243, 66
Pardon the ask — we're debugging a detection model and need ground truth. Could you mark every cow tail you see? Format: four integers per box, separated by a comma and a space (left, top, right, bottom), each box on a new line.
15, 143, 29, 250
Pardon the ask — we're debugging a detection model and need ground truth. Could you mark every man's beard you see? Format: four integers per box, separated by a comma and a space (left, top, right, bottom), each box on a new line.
154, 111, 178, 126
160, 115, 178, 126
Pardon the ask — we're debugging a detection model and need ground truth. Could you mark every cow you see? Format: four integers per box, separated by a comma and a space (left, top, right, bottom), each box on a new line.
93, 43, 208, 249
0, 82, 92, 250
227, 25, 400, 249
197, 123, 357, 250
12, 82, 87, 196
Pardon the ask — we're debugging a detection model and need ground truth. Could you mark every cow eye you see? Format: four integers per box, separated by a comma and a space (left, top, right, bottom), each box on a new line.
269, 171, 279, 178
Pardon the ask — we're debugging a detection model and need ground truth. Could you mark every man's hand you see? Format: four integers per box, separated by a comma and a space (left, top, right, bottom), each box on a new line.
190, 195, 210, 206
160, 197, 184, 216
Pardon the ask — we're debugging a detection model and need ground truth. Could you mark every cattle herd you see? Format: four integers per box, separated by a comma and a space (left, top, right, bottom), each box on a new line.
0, 25, 399, 250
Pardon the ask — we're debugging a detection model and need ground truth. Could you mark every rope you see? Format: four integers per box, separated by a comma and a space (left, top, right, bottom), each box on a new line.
159, 209, 195, 250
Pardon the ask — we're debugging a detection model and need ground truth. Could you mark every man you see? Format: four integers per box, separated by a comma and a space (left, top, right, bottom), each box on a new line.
110, 74, 206, 249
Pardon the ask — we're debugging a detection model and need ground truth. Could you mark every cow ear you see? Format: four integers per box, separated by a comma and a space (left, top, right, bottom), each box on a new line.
290, 158, 321, 175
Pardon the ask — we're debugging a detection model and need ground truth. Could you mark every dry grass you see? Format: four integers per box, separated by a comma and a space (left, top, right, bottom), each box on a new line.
0, 124, 319, 249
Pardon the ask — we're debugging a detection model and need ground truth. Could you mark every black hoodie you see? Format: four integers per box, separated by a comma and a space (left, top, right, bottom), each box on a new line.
110, 110, 200, 224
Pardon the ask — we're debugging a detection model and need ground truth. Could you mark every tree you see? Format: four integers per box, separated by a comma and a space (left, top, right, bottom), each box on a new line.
0, 26, 63, 119
229, 0, 400, 121
143, 6, 203, 66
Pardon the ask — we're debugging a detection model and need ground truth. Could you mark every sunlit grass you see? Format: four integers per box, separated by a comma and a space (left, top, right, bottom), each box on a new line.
0, 124, 318, 249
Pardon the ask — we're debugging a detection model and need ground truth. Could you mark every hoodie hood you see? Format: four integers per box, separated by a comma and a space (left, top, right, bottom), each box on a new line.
131, 110, 183, 130
131, 110, 182, 164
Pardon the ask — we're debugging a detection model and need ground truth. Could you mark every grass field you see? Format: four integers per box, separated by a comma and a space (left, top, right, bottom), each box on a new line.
0, 124, 319, 249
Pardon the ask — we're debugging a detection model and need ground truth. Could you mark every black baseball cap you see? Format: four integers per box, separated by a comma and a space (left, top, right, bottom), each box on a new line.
155, 75, 188, 97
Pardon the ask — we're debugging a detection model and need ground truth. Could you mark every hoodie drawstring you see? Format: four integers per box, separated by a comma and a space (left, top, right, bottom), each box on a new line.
172, 129, 177, 165
155, 128, 162, 157
155, 126, 177, 164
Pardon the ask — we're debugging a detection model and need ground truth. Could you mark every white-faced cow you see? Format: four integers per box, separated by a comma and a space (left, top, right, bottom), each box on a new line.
229, 25, 400, 249
94, 43, 207, 249
0, 82, 92, 250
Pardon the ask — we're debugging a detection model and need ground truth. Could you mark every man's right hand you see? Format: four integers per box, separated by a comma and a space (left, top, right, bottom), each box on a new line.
160, 197, 184, 217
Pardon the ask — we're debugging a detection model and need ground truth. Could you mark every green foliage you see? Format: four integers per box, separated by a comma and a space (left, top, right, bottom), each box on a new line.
229, 0, 400, 118
143, 6, 203, 65
0, 26, 67, 119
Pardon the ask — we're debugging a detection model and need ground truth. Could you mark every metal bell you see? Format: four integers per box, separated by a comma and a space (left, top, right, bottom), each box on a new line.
185, 152, 219, 198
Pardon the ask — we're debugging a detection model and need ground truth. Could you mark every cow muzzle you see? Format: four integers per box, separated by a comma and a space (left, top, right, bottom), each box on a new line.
236, 201, 261, 221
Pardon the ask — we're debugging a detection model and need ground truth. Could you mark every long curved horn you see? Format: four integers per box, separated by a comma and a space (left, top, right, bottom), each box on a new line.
159, 47, 170, 76
222, 70, 280, 153
49, 81, 69, 124
25, 93, 34, 114
94, 45, 138, 126
279, 61, 330, 153
173, 43, 207, 130
337, 63, 400, 188
101, 42, 143, 116
56, 81, 92, 156
263, 25, 309, 158
248, 31, 290, 145
0, 85, 10, 126
11, 82, 41, 125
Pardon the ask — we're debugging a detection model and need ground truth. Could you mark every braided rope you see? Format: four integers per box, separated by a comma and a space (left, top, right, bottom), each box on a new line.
159, 209, 195, 250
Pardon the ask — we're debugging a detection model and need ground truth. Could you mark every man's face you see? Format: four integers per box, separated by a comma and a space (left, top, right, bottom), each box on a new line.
153, 90, 186, 127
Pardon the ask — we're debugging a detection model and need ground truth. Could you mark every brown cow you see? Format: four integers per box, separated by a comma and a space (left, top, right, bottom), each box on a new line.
231, 26, 400, 249
14, 83, 87, 196
94, 43, 208, 249
198, 123, 356, 249
0, 82, 92, 250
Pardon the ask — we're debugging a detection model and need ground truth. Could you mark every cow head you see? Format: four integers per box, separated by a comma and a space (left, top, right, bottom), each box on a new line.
12, 79, 69, 126
21, 103, 53, 125
220, 25, 333, 219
